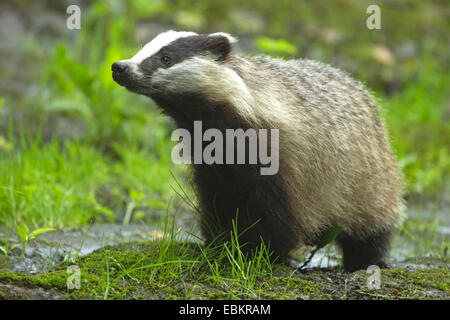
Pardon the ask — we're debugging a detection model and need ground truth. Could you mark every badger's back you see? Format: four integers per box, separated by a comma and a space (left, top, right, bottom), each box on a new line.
224, 55, 405, 244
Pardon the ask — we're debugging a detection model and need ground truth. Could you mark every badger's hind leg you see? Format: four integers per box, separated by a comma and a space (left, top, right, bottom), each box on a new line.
336, 228, 394, 272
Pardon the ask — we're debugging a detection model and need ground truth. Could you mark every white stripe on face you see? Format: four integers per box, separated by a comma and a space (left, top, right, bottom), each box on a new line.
126, 30, 198, 64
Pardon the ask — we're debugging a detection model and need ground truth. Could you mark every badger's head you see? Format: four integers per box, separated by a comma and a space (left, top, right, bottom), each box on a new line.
111, 30, 237, 98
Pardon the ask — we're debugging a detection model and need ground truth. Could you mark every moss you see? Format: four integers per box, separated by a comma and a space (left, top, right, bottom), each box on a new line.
264, 276, 330, 299
344, 265, 449, 300
0, 240, 448, 300
0, 256, 9, 269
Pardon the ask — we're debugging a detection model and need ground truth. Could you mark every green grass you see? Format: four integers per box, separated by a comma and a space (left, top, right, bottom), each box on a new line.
75, 212, 277, 300
0, 135, 184, 230
0, 209, 320, 300
0, 138, 109, 229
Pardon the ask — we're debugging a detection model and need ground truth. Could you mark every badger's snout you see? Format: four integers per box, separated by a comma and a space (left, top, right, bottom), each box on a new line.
112, 62, 128, 73
112, 61, 148, 95
111, 61, 132, 87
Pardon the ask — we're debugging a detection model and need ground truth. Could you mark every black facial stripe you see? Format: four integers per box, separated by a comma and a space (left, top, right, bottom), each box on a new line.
138, 34, 232, 75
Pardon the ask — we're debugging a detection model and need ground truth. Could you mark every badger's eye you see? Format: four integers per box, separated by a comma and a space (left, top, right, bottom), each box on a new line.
161, 55, 171, 66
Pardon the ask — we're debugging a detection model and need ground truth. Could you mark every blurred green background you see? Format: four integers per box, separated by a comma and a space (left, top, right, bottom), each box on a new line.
0, 0, 448, 231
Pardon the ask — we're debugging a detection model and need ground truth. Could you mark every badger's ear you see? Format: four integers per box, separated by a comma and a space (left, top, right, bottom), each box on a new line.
204, 33, 238, 61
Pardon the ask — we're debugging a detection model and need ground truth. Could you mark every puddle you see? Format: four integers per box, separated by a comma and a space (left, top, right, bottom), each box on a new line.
0, 224, 193, 273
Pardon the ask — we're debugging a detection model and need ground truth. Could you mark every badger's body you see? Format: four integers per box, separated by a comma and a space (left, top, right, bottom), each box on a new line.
112, 31, 405, 271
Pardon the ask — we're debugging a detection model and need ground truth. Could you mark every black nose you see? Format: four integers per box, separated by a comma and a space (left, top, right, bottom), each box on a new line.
112, 62, 128, 73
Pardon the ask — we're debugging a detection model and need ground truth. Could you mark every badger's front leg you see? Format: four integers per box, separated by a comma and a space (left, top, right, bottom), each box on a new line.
194, 164, 299, 258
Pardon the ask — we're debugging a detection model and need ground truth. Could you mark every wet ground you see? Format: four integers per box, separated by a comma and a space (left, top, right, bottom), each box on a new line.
1, 204, 448, 275
0, 222, 448, 300
0, 224, 170, 274
1, 196, 449, 300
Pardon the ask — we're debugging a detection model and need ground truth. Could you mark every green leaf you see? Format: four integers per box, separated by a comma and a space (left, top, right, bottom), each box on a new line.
16, 225, 29, 243
130, 188, 146, 203
0, 246, 7, 256
255, 37, 298, 57
27, 228, 56, 241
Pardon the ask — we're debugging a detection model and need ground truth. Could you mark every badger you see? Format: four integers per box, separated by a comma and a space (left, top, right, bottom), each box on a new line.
112, 30, 405, 272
